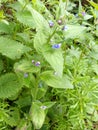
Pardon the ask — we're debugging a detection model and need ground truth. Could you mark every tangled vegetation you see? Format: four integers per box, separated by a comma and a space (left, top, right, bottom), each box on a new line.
0, 0, 98, 129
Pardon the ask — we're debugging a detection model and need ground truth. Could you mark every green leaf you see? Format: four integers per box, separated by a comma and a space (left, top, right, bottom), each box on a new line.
43, 102, 56, 109
14, 60, 40, 73
41, 71, 73, 89
34, 31, 48, 53
43, 48, 64, 77
0, 59, 3, 73
15, 10, 36, 28
0, 73, 23, 98
0, 37, 31, 59
88, 0, 98, 10
5, 109, 20, 127
64, 25, 86, 39
26, 4, 49, 29
30, 102, 46, 129
0, 22, 11, 34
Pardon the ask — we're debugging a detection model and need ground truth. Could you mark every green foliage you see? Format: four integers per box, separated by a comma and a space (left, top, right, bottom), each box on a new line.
0, 0, 98, 129
0, 37, 31, 59
0, 73, 22, 98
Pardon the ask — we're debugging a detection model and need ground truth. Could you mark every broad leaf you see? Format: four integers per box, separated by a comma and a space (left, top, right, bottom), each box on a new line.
0, 37, 31, 59
63, 25, 86, 39
41, 71, 73, 89
30, 102, 46, 129
43, 49, 64, 77
15, 10, 36, 28
0, 73, 22, 98
26, 4, 49, 29
14, 60, 40, 73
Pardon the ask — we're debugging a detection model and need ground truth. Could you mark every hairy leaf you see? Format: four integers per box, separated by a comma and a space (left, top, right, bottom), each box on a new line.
41, 71, 73, 89
30, 102, 46, 129
0, 73, 23, 98
0, 37, 31, 59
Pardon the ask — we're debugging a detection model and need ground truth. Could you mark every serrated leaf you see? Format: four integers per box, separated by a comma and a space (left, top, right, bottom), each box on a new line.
41, 71, 73, 89
64, 25, 86, 39
0, 22, 11, 34
30, 102, 46, 129
0, 73, 22, 98
0, 37, 31, 59
14, 60, 40, 73
26, 4, 49, 29
15, 10, 36, 28
34, 31, 49, 53
43, 49, 64, 77
5, 109, 20, 127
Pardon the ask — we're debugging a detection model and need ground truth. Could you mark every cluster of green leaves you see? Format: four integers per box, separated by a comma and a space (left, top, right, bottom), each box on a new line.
0, 0, 98, 129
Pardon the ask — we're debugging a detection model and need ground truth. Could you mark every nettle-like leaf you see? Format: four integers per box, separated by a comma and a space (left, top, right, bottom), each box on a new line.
16, 1, 49, 30
0, 37, 31, 59
15, 10, 36, 29
43, 49, 64, 76
14, 60, 40, 73
41, 71, 73, 89
30, 102, 46, 129
5, 109, 20, 127
63, 25, 86, 39
34, 32, 64, 76
0, 22, 11, 34
26, 4, 49, 29
34, 30, 49, 53
0, 73, 23, 98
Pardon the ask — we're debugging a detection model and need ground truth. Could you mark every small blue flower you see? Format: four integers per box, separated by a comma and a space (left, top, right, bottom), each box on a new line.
35, 61, 40, 66
52, 43, 61, 49
49, 20, 54, 27
24, 73, 28, 78
62, 25, 68, 31
40, 106, 47, 110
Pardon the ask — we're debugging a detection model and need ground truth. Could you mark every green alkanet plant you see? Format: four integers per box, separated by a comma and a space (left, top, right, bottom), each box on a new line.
0, 0, 98, 129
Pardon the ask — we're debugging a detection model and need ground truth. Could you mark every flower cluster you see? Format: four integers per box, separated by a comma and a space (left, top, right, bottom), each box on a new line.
32, 60, 40, 67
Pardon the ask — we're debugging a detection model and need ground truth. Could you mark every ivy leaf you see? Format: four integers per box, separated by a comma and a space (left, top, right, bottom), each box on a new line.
30, 102, 46, 129
0, 73, 23, 98
0, 37, 31, 59
41, 71, 73, 89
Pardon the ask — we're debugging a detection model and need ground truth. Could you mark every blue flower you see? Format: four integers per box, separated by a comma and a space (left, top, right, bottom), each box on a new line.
62, 25, 68, 31
35, 61, 40, 66
52, 43, 61, 49
24, 73, 28, 78
49, 20, 54, 27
